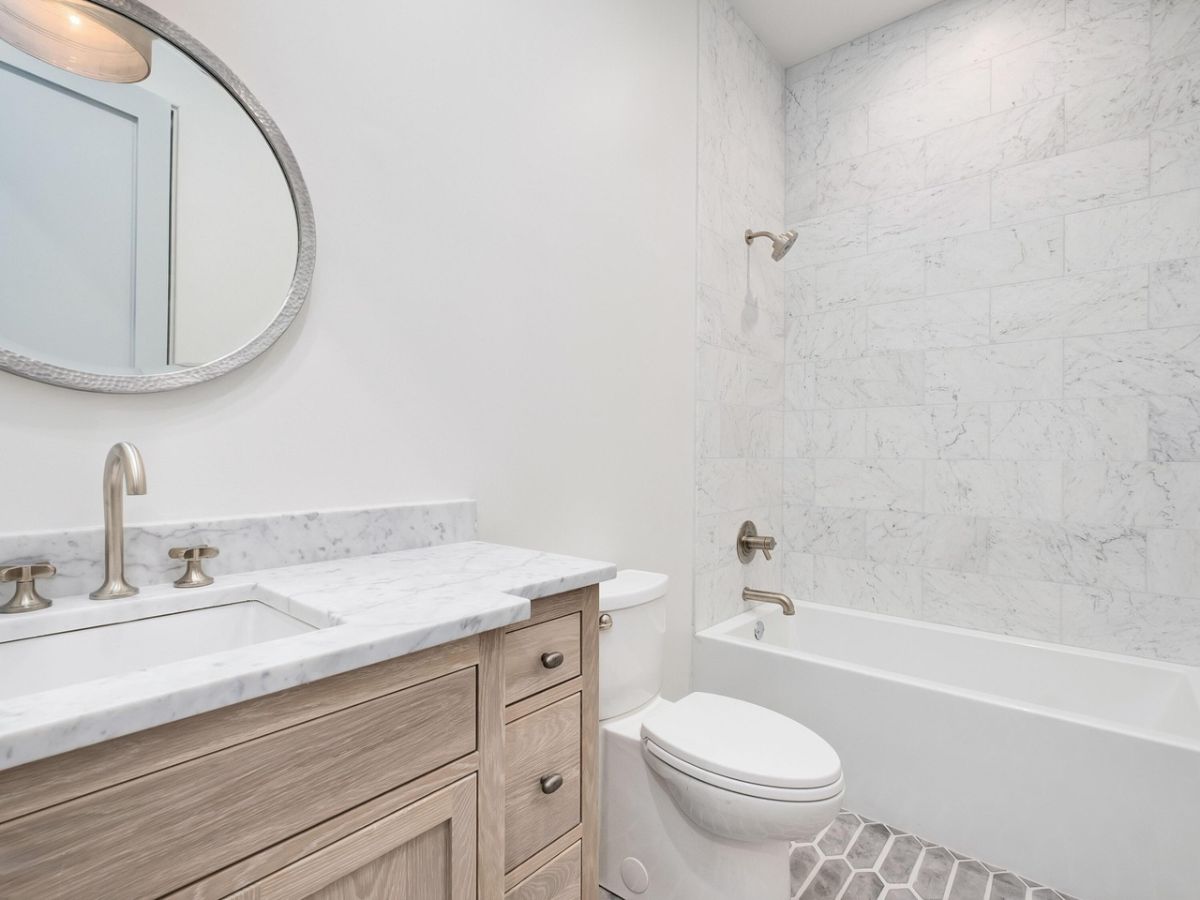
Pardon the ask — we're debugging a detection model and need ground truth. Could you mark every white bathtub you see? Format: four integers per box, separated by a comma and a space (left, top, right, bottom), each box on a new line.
694, 602, 1200, 900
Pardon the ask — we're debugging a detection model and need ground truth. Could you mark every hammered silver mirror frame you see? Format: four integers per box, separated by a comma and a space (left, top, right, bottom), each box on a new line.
0, 0, 316, 394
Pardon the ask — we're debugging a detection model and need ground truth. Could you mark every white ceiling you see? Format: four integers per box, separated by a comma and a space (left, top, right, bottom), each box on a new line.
728, 0, 943, 66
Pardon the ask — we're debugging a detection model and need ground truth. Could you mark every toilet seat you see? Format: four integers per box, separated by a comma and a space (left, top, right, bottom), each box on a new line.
643, 739, 844, 802
641, 692, 842, 797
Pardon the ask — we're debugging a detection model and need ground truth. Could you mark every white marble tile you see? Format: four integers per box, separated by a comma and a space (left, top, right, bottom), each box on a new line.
786, 409, 868, 458
812, 353, 926, 408
1146, 527, 1200, 596
814, 459, 925, 511
992, 5, 1151, 109
784, 504, 869, 559
720, 406, 783, 459
869, 0, 992, 49
812, 555, 923, 616
1065, 188, 1200, 272
1061, 585, 1200, 663
788, 309, 866, 361
1150, 256, 1200, 326
1064, 326, 1200, 396
866, 404, 990, 459
0, 541, 615, 770
789, 105, 870, 170
1065, 461, 1200, 527
867, 511, 989, 572
1149, 395, 1200, 459
991, 398, 1151, 460
1151, 0, 1200, 62
812, 247, 926, 312
784, 206, 870, 266
992, 138, 1150, 226
1066, 52, 1200, 150
804, 139, 926, 219
926, 460, 1063, 519
698, 225, 740, 297
785, 362, 814, 411
922, 569, 1062, 640
988, 519, 1148, 589
1151, 119, 1200, 194
0, 502, 478, 602
868, 176, 991, 253
782, 551, 816, 602
926, 340, 1064, 403
991, 267, 1150, 341
1067, 0, 1148, 27
786, 266, 818, 318
816, 34, 927, 114
867, 64, 991, 150
926, 0, 1067, 78
925, 97, 1066, 187
867, 291, 991, 351
927, 219, 1064, 293
784, 458, 817, 502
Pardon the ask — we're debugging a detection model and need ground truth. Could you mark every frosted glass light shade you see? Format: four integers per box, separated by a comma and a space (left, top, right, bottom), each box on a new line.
0, 0, 152, 83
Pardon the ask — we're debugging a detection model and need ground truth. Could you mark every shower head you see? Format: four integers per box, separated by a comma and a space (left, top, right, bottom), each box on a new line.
745, 228, 798, 261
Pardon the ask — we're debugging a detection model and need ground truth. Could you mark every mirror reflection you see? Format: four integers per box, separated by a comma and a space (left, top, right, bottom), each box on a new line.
0, 0, 299, 377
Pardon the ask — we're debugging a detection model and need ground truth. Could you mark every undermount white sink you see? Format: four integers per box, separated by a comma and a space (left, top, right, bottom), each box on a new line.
0, 592, 316, 702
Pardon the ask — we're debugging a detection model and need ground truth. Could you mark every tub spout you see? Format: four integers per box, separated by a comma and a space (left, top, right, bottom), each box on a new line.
743, 587, 795, 616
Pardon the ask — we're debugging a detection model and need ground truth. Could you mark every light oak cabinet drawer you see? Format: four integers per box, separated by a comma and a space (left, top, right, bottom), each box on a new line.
226, 776, 477, 900
505, 693, 582, 871
0, 668, 477, 900
505, 613, 581, 705
505, 841, 582, 900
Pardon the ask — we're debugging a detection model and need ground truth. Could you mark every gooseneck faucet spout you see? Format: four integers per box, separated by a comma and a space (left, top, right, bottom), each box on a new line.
743, 587, 795, 616
90, 442, 146, 601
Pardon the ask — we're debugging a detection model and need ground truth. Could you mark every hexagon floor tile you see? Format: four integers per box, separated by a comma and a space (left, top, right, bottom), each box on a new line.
790, 812, 1082, 900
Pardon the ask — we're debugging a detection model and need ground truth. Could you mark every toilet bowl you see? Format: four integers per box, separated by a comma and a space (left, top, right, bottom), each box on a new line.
598, 571, 843, 900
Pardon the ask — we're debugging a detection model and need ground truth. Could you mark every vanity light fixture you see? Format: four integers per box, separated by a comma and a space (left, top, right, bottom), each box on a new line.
0, 0, 153, 83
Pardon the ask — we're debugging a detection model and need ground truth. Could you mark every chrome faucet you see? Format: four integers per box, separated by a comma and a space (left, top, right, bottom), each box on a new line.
743, 587, 795, 616
90, 442, 147, 601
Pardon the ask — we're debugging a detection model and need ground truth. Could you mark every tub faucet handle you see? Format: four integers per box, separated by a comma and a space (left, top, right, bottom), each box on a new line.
737, 520, 777, 563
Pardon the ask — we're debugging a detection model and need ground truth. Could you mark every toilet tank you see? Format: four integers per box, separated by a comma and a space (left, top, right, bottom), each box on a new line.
599, 569, 669, 720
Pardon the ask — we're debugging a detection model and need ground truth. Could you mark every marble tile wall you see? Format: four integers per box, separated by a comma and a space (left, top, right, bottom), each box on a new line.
781, 0, 1200, 665
0, 500, 476, 599
695, 0, 788, 629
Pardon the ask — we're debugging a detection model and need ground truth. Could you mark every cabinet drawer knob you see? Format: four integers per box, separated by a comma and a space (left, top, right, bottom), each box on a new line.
540, 773, 564, 794
540, 651, 565, 669
599, 613, 613, 631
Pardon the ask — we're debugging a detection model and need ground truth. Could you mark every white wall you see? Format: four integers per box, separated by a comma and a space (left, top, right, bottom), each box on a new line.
782, 0, 1200, 666
0, 0, 698, 693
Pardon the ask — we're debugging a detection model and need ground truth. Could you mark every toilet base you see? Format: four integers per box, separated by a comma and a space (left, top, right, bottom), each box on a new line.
599, 701, 791, 900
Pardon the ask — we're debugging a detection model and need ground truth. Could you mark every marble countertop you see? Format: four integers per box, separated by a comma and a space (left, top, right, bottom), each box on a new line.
0, 541, 615, 771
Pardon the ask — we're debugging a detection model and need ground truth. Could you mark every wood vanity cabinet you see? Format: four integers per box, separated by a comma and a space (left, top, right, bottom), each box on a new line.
0, 585, 600, 900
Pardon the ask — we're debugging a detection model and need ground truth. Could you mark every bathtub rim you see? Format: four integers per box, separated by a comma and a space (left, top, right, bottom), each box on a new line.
696, 600, 1200, 754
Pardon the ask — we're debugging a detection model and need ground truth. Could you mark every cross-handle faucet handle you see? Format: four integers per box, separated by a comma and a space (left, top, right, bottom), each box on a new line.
169, 545, 219, 589
0, 562, 56, 614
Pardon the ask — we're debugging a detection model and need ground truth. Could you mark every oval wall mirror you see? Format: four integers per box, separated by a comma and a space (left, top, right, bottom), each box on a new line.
0, 0, 314, 393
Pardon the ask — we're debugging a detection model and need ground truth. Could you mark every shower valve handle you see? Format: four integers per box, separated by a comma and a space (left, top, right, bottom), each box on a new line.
736, 521, 777, 563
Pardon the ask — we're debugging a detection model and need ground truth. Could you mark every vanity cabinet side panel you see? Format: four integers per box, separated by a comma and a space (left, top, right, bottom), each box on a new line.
580, 583, 600, 900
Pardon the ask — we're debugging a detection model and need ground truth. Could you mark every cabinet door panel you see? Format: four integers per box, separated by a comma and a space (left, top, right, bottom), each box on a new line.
231, 775, 476, 900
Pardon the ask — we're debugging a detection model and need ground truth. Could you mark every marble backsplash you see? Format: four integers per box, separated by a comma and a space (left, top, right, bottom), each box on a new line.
0, 500, 476, 599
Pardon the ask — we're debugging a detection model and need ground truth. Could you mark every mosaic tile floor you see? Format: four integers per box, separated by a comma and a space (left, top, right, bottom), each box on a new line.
791, 812, 1079, 900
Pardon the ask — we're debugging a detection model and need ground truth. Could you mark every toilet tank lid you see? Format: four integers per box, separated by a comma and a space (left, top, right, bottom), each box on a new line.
599, 569, 669, 612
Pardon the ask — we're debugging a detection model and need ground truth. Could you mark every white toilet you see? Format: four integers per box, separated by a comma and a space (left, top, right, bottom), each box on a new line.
599, 570, 844, 900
